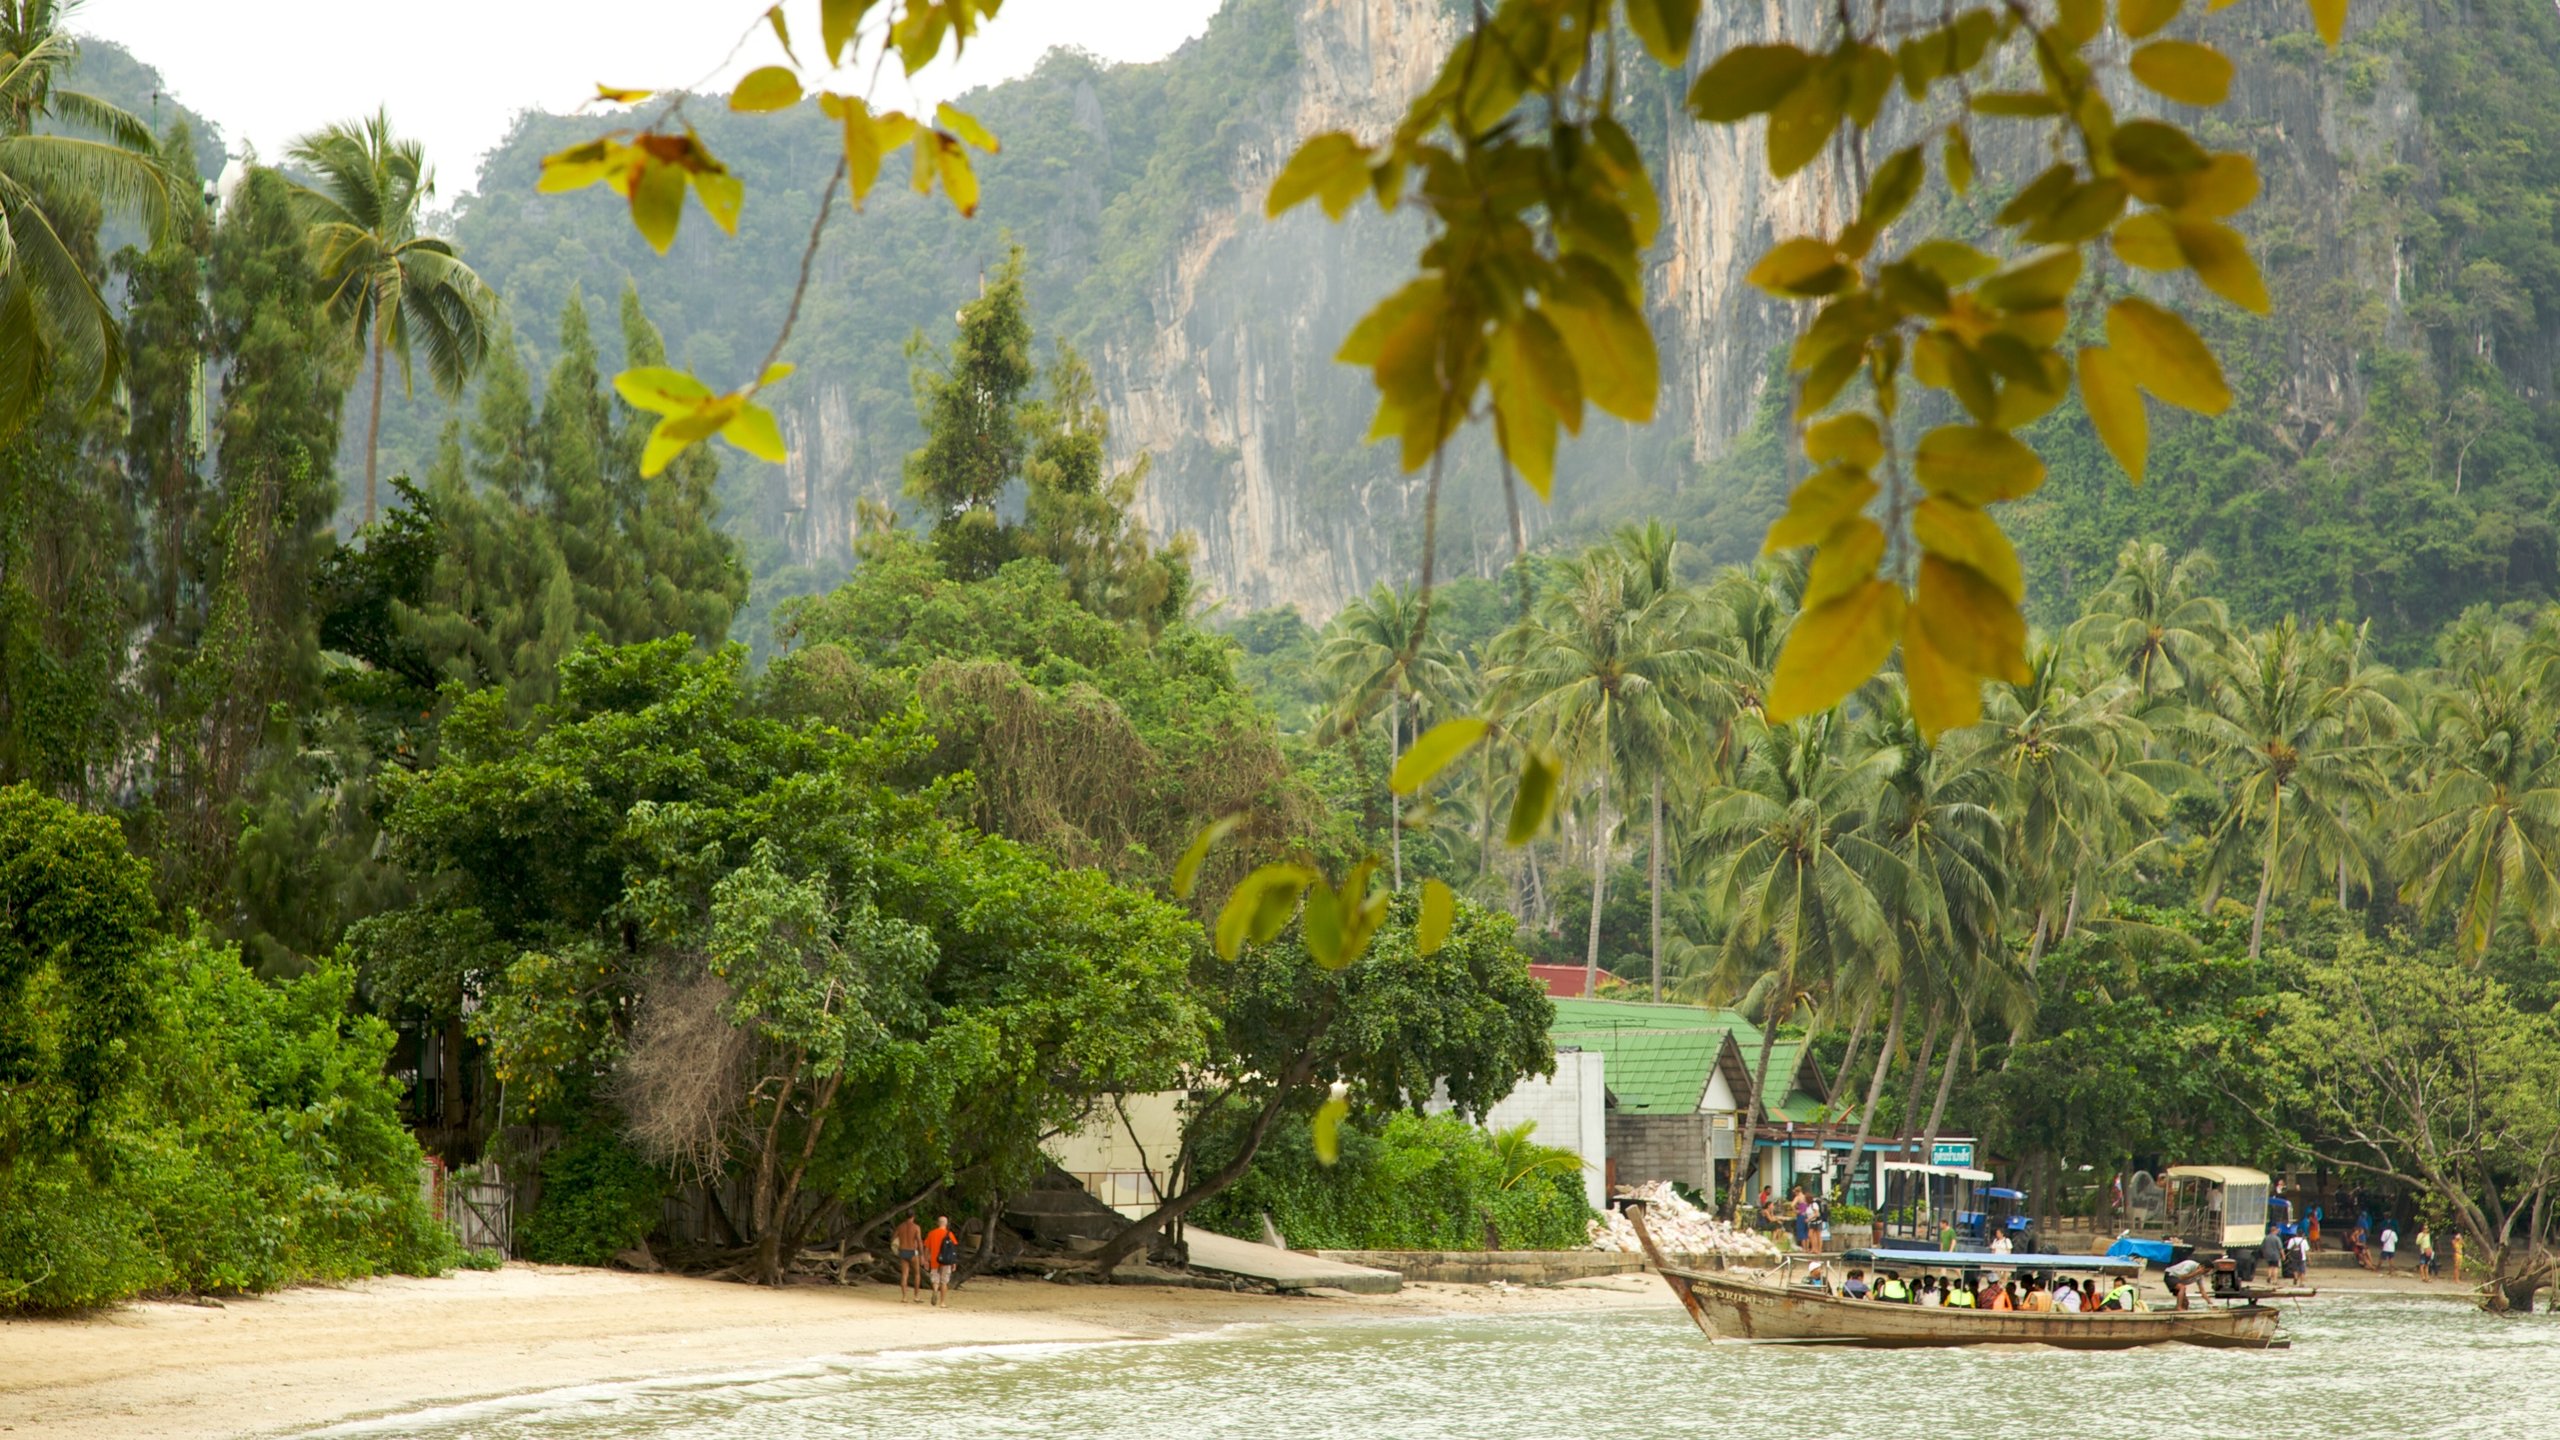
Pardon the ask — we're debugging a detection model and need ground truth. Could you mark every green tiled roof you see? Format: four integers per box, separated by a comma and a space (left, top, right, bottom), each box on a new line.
1549, 998, 1830, 1120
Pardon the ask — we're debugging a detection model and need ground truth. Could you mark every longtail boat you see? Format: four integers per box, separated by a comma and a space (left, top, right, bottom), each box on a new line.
1625, 1202, 2283, 1350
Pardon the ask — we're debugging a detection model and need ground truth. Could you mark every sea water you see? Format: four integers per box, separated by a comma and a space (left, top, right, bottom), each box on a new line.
309, 1295, 2560, 1440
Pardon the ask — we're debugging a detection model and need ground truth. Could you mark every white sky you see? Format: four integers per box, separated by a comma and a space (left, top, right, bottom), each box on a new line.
74, 0, 1226, 191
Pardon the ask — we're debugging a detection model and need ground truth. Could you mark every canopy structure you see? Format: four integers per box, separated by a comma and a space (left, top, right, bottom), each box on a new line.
1845, 1246, 2143, 1275
1878, 1161, 1993, 1182
1982, 1187, 2026, 1201
2163, 1165, 2271, 1187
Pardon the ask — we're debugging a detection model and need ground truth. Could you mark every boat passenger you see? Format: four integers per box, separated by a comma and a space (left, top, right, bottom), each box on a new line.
2101, 1279, 2146, 1312
1843, 1268, 1872, 1299
1943, 1278, 1977, 1308
2021, 1278, 2053, 1312
2054, 1280, 2083, 1313
1986, 1281, 2014, 1310
1876, 1270, 1912, 1303
1916, 1277, 1944, 1307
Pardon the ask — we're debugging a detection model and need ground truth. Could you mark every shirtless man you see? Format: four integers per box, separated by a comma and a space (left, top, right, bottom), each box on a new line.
895, 1213, 925, 1302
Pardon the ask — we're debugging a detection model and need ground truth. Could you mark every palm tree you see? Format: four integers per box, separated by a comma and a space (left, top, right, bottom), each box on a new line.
288, 110, 495, 525
1488, 545, 1716, 992
2073, 541, 2229, 702
2393, 673, 2560, 957
1689, 711, 1900, 1203
1611, 521, 1735, 999
0, 3, 183, 429
1315, 582, 1461, 889
2178, 618, 2399, 958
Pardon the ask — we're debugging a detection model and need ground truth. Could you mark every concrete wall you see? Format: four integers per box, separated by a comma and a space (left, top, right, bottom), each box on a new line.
1473, 1049, 1608, 1210
1608, 1113, 1715, 1202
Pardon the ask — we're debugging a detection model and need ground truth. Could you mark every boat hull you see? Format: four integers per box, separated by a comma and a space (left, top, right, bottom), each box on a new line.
1664, 1267, 2282, 1350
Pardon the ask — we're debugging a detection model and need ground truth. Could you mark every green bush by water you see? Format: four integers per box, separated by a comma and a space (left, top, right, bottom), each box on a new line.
1194, 1109, 1593, 1252
0, 937, 454, 1311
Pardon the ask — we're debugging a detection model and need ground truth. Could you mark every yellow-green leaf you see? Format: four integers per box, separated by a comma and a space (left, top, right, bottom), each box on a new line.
1804, 413, 1884, 468
1171, 816, 1240, 900
1944, 123, 1975, 194
1975, 248, 2083, 311
1547, 282, 1657, 424
2110, 211, 2184, 270
628, 158, 686, 254
692, 168, 743, 235
756, 361, 796, 388
1766, 67, 1843, 177
730, 65, 803, 112
1911, 497, 2024, 601
1804, 517, 1885, 610
2023, 179, 2128, 245
1859, 145, 1925, 232
1492, 358, 1559, 500
1907, 238, 1996, 286
1914, 424, 2047, 503
2307, 0, 2347, 47
1914, 553, 2030, 684
721, 402, 787, 463
1312, 1088, 1350, 1165
2077, 344, 2149, 482
1417, 878, 1457, 955
2056, 0, 2105, 46
595, 84, 652, 103
936, 102, 998, 152
641, 424, 691, 478
1971, 91, 2064, 117
1747, 237, 1853, 298
2130, 40, 2234, 106
765, 4, 798, 64
1687, 43, 1812, 122
1768, 580, 1905, 722
2111, 120, 2209, 178
2172, 219, 2272, 313
2119, 0, 2184, 39
1507, 748, 1563, 845
1900, 605, 1982, 740
1268, 131, 1372, 221
2107, 296, 2231, 413
537, 139, 623, 194
821, 0, 865, 64
1623, 0, 1700, 67
1766, 466, 1879, 551
1215, 863, 1315, 959
613, 366, 712, 414
1391, 718, 1490, 795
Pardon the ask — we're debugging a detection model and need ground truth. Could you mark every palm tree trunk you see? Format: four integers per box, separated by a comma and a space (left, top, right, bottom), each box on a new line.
1827, 992, 1876, 1116
1649, 774, 1664, 1002
2250, 786, 2283, 960
2060, 885, 2082, 940
1583, 774, 1609, 995
2024, 910, 2050, 976
364, 314, 387, 527
1389, 688, 1403, 891
1837, 985, 1907, 1214
2337, 798, 2351, 908
1918, 1016, 1968, 1157
1733, 955, 1795, 1214
1899, 1002, 1944, 1158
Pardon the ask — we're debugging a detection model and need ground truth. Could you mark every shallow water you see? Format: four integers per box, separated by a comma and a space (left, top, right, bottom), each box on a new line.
315, 1295, 2559, 1440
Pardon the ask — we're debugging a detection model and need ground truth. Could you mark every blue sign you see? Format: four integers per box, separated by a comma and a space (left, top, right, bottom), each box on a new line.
1932, 1141, 1975, 1168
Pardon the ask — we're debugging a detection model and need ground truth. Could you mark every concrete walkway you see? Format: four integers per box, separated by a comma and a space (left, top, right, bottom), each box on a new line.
1183, 1229, 1402, 1294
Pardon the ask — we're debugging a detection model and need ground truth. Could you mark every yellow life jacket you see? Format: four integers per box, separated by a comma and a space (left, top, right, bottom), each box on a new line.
1878, 1278, 1910, 1302
1944, 1285, 1977, 1308
2105, 1283, 2140, 1311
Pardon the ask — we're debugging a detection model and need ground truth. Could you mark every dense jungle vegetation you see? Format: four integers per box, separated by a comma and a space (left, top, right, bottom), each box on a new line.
5, 0, 2560, 1313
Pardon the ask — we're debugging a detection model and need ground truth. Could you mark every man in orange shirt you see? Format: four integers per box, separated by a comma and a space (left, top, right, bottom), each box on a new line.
922, 1214, 959, 1307
894, 1213, 925, 1303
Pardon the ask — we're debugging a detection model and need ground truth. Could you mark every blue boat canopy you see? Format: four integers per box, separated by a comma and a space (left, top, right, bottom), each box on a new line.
1842, 1246, 2142, 1275
1982, 1187, 2027, 1200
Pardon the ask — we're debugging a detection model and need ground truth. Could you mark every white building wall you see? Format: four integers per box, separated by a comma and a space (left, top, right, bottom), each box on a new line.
1466, 1049, 1608, 1211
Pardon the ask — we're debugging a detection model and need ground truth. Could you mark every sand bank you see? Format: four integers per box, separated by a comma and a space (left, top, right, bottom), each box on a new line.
0, 1263, 1672, 1439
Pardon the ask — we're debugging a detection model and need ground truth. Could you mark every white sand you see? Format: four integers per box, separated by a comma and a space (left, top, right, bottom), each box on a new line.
0, 1264, 1673, 1439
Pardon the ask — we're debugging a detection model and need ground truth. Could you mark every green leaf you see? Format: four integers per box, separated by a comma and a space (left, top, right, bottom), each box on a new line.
1911, 497, 2024, 601
721, 402, 787, 463
1312, 1088, 1350, 1165
756, 361, 796, 388
2171, 218, 2272, 313
1765, 465, 1879, 551
1507, 748, 1563, 845
1766, 66, 1844, 176
2107, 297, 2232, 413
1859, 145, 1925, 232
1746, 237, 1853, 298
730, 65, 804, 113
1391, 718, 1490, 795
1171, 816, 1241, 900
614, 366, 715, 414
1913, 424, 2047, 503
1687, 43, 1811, 122
1768, 580, 1905, 722
1804, 413, 1883, 468
1975, 248, 2083, 311
1913, 553, 2030, 684
1622, 0, 1700, 66
2129, 40, 2234, 106
1214, 864, 1315, 960
628, 158, 687, 254
1417, 879, 1457, 955
1943, 123, 1975, 194
1804, 517, 1885, 610
1268, 131, 1372, 220
2110, 120, 2209, 178
765, 4, 799, 64
2119, 0, 2184, 39
2077, 344, 2149, 482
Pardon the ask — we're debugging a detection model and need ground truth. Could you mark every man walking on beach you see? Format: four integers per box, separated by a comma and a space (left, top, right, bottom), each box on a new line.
895, 1213, 925, 1302
2379, 1222, 2399, 1274
923, 1214, 960, 1307
2415, 1225, 2435, 1280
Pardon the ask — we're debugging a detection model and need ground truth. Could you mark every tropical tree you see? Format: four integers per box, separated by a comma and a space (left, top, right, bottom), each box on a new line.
0, 2, 182, 428
1488, 544, 1716, 993
1316, 582, 1462, 890
2393, 673, 2560, 957
287, 110, 495, 525
2181, 619, 2401, 958
2073, 541, 2230, 702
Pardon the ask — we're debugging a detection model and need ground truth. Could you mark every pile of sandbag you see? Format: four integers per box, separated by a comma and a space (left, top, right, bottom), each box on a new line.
1587, 1181, 1781, 1257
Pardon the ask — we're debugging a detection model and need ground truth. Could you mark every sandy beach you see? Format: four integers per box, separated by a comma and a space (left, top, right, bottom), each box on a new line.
0, 1264, 1674, 1440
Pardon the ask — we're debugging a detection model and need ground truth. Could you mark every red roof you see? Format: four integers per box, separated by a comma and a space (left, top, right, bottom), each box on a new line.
1528, 963, 1591, 997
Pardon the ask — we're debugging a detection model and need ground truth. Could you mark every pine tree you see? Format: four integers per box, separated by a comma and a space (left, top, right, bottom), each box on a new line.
1021, 344, 1191, 629
904, 247, 1033, 580
615, 285, 745, 646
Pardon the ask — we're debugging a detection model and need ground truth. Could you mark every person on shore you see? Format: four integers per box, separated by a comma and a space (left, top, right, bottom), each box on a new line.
2308, 1206, 2321, 1247
895, 1213, 926, 1303
1790, 1188, 1811, 1250
1990, 1229, 2013, 1256
923, 1214, 959, 1307
1814, 1194, 1832, 1252
1843, 1268, 1872, 1299
2415, 1226, 2435, 1280
2379, 1222, 2399, 1274
2286, 1229, 2311, 1282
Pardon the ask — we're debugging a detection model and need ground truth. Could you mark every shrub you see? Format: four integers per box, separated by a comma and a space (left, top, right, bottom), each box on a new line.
517, 1123, 667, 1265
1194, 1107, 1593, 1251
